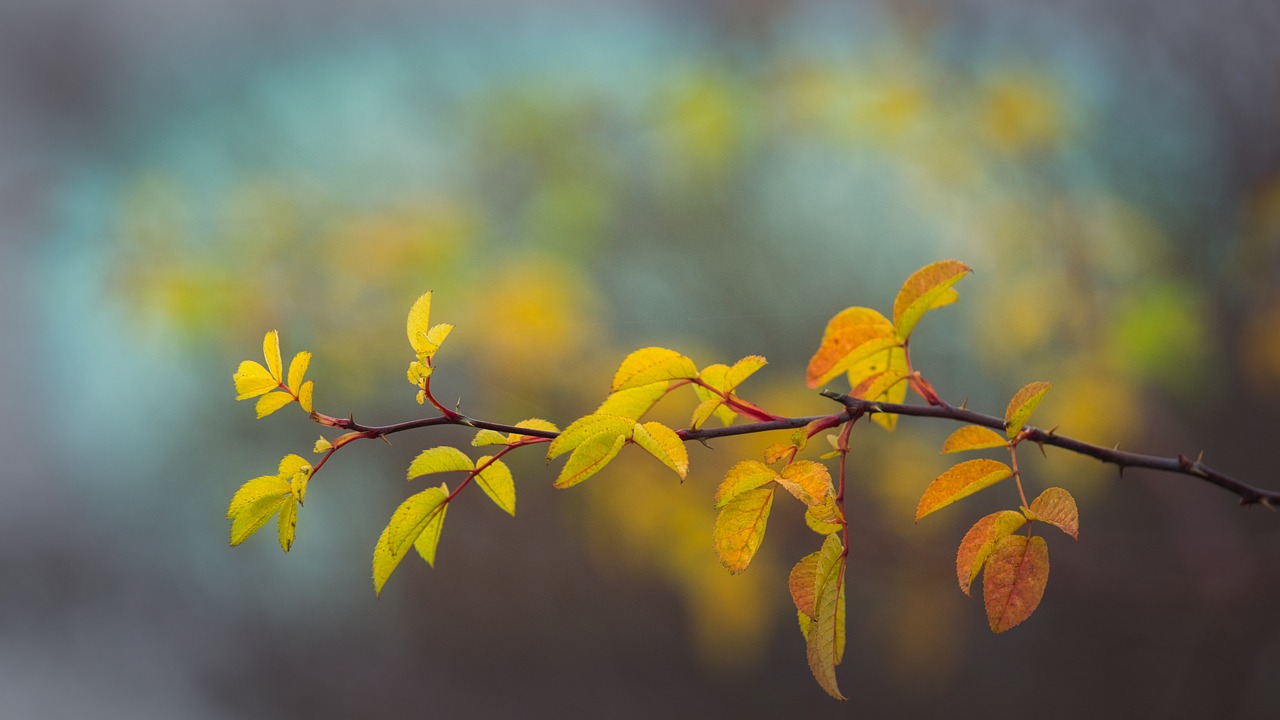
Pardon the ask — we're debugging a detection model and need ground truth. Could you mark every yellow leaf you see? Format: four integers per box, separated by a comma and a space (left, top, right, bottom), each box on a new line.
553, 432, 627, 489
1005, 381, 1052, 438
807, 533, 847, 700
255, 391, 294, 419
805, 307, 900, 388
595, 382, 669, 420
892, 260, 971, 340
263, 330, 283, 381
632, 421, 689, 479
471, 430, 509, 446
916, 459, 1014, 521
689, 396, 725, 430
372, 485, 450, 595
955, 510, 1027, 595
407, 447, 474, 479
277, 498, 298, 552
407, 361, 433, 386
847, 346, 909, 430
508, 418, 560, 443
227, 475, 291, 546
714, 460, 777, 507
298, 381, 313, 413
286, 351, 310, 394
984, 534, 1049, 633
805, 503, 844, 535
1027, 487, 1079, 540
278, 453, 310, 489
233, 360, 278, 400
413, 493, 449, 567
611, 347, 698, 392
475, 457, 516, 516
763, 443, 794, 465
775, 460, 833, 507
942, 425, 1008, 453
406, 292, 434, 358
726, 355, 767, 388
712, 486, 775, 573
546, 414, 635, 460
425, 322, 453, 354
314, 436, 332, 454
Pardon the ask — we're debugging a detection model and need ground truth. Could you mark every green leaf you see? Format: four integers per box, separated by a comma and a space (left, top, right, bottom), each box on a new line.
1005, 381, 1052, 439
712, 486, 775, 573
611, 347, 699, 392
475, 457, 516, 515
916, 459, 1014, 521
372, 485, 450, 595
407, 447, 474, 479
553, 432, 627, 489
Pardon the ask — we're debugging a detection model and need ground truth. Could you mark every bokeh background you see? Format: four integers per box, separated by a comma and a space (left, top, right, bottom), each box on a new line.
3, 0, 1280, 717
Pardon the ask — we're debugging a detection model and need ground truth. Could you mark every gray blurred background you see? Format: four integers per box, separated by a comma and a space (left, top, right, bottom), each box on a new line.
2, 0, 1279, 717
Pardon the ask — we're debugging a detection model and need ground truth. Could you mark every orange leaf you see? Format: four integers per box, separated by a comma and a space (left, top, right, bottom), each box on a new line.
805, 307, 899, 388
892, 260, 971, 340
775, 460, 833, 507
984, 535, 1049, 633
712, 486, 775, 573
941, 425, 1008, 454
789, 550, 823, 619
1027, 487, 1079, 540
611, 347, 698, 392
1005, 381, 1052, 439
916, 459, 1013, 521
955, 510, 1028, 595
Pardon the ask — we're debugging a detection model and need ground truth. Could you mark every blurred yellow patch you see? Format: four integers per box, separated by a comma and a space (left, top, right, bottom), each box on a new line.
981, 72, 1066, 153
659, 72, 747, 179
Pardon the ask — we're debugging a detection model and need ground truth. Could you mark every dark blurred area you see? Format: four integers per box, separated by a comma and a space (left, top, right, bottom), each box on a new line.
2, 0, 1279, 717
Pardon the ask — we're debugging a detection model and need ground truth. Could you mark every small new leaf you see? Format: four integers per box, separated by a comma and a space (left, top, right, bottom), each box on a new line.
892, 260, 971, 340
1027, 487, 1079, 540
407, 447, 474, 479
1005, 381, 1052, 439
942, 425, 1008, 453
805, 307, 900, 388
474, 457, 516, 516
372, 485, 450, 595
611, 347, 698, 392
984, 534, 1049, 633
916, 459, 1014, 521
712, 486, 775, 573
956, 510, 1028, 595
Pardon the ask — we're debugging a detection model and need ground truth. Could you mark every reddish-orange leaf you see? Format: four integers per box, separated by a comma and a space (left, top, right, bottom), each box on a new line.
712, 486, 775, 573
1028, 487, 1079, 540
775, 460, 833, 507
1004, 381, 1052, 439
611, 347, 698, 392
715, 460, 777, 508
892, 260, 971, 340
956, 510, 1028, 595
984, 534, 1049, 633
942, 425, 1008, 454
916, 459, 1013, 521
805, 307, 899, 388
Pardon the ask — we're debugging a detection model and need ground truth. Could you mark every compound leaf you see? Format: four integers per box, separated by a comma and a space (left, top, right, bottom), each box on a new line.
942, 425, 1008, 453
713, 486, 775, 573
806, 307, 899, 388
893, 260, 971, 340
1005, 381, 1052, 439
1027, 487, 1079, 540
956, 510, 1028, 595
611, 347, 698, 392
984, 534, 1049, 633
916, 459, 1014, 521
407, 446, 474, 479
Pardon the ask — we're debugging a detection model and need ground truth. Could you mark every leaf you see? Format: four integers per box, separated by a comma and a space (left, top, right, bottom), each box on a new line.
277, 497, 298, 552
278, 454, 311, 497
263, 330, 283, 382
775, 460, 833, 507
298, 381, 314, 414
596, 382, 670, 420
611, 347, 698, 392
712, 486, 775, 573
726, 355, 767, 387
406, 292, 434, 358
471, 429, 509, 447
286, 351, 311, 394
508, 418, 560, 442
255, 391, 294, 419
314, 436, 332, 454
1027, 487, 1079, 540
475, 457, 516, 515
425, 323, 453, 352
407, 446, 474, 479
689, 397, 726, 430
956, 511, 1028, 595
714, 460, 777, 507
546, 414, 635, 460
805, 307, 900, 388
227, 475, 291, 546
763, 443, 794, 465
916, 459, 1014, 521
892, 260, 971, 340
413, 494, 449, 567
407, 361, 433, 386
789, 550, 823, 619
372, 485, 450, 595
846, 346, 909, 430
1005, 381, 1052, 439
632, 421, 689, 479
807, 533, 847, 700
553, 432, 627, 489
942, 425, 1008, 453
234, 360, 278, 400
984, 534, 1050, 633
805, 503, 844, 535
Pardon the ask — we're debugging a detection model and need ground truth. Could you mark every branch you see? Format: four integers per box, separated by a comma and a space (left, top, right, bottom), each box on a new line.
818, 390, 1280, 508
